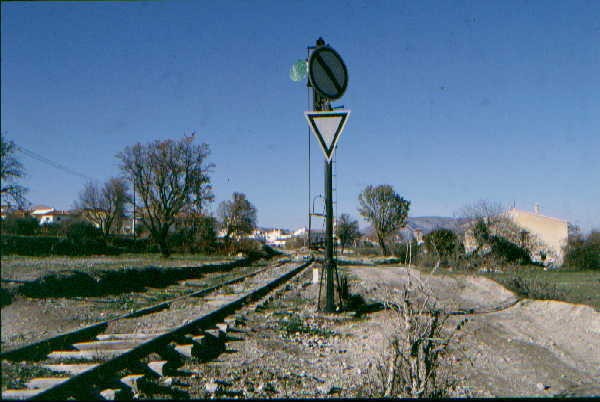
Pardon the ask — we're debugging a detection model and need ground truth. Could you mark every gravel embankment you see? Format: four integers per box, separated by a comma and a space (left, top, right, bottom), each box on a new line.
168, 264, 599, 398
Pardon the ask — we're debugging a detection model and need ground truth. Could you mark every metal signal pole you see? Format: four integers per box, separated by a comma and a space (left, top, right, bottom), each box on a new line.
309, 38, 336, 313
324, 155, 335, 312
303, 37, 348, 313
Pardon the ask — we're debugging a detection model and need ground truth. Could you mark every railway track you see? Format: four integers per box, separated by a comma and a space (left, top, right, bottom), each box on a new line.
2, 260, 277, 359
1, 257, 313, 400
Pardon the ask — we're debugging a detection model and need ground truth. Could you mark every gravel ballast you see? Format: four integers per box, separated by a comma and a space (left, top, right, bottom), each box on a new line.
165, 265, 600, 398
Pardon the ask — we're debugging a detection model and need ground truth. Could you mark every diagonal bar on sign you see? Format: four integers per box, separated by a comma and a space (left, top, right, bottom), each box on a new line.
314, 53, 343, 94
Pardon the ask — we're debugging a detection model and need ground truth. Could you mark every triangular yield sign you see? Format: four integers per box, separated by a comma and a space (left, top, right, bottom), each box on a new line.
304, 110, 350, 161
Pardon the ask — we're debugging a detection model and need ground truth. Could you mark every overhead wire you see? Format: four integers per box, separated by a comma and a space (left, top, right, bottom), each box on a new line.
15, 143, 95, 181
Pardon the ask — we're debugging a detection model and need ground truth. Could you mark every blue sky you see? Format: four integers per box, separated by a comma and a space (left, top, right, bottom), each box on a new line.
2, 0, 599, 232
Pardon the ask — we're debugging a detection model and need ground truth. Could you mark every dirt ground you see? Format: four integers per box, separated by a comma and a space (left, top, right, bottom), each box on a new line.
349, 266, 600, 397
171, 264, 599, 398
2, 262, 598, 398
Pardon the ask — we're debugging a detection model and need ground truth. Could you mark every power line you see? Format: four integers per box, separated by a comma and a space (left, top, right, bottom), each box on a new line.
15, 144, 95, 181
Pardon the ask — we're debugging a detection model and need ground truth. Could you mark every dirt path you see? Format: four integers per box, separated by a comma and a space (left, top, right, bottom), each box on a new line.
349, 266, 600, 397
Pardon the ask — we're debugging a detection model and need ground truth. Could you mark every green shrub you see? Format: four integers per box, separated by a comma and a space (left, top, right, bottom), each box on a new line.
489, 235, 531, 265
50, 238, 119, 256
564, 231, 600, 270
0, 216, 39, 235
57, 220, 119, 256
414, 252, 439, 268
424, 229, 459, 258
390, 241, 421, 263
0, 288, 12, 307
285, 236, 305, 249
108, 236, 153, 253
63, 220, 103, 241
38, 222, 63, 236
0, 235, 60, 256
217, 238, 264, 258
278, 313, 334, 337
355, 245, 381, 256
0, 233, 119, 257
168, 229, 193, 253
473, 218, 490, 245
49, 238, 77, 255
168, 216, 218, 254
503, 276, 564, 300
194, 216, 218, 253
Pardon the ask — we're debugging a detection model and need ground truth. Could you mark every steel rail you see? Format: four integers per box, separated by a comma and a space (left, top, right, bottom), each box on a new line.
3, 258, 313, 401
1, 258, 284, 362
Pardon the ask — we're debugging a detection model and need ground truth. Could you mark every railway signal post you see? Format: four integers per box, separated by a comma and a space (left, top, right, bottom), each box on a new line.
303, 37, 350, 312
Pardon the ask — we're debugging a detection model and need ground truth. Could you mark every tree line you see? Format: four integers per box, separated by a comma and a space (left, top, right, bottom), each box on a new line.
336, 194, 599, 271
1, 134, 258, 258
3, 133, 597, 268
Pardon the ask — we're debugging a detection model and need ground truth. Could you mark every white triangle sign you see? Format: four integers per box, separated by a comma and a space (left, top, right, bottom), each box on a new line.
304, 110, 350, 161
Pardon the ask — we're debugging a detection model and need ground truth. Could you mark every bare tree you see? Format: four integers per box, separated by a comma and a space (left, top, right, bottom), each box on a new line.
458, 199, 543, 254
336, 213, 361, 254
1, 134, 27, 209
74, 177, 132, 237
218, 192, 257, 241
358, 185, 410, 256
458, 199, 528, 239
457, 200, 512, 251
117, 135, 213, 257
456, 199, 507, 224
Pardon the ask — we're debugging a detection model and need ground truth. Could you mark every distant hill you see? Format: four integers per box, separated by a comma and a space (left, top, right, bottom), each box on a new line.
358, 216, 472, 238
405, 216, 472, 235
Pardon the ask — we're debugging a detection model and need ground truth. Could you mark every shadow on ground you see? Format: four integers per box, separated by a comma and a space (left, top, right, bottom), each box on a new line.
344, 293, 385, 317
16, 260, 249, 299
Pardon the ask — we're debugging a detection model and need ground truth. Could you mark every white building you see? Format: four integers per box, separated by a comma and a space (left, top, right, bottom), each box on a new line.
244, 227, 293, 247
30, 206, 72, 225
506, 206, 569, 265
264, 228, 292, 247
464, 204, 569, 266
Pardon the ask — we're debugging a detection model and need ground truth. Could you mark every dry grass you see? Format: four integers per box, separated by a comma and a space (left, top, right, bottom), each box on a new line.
486, 268, 600, 310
